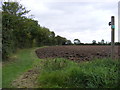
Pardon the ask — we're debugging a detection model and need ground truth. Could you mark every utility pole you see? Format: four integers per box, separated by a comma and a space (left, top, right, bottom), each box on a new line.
109, 16, 115, 59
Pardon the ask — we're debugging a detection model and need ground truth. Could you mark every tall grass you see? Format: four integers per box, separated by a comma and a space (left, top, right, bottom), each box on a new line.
37, 58, 119, 88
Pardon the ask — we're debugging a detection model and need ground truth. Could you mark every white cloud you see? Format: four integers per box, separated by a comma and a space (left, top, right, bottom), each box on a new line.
20, 0, 118, 43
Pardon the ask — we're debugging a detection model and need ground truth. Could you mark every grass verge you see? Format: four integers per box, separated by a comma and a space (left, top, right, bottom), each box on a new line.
37, 58, 119, 88
2, 47, 41, 88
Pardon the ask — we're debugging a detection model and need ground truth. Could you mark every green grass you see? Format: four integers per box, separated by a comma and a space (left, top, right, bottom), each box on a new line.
37, 58, 119, 88
2, 47, 120, 88
0, 63, 2, 88
2, 47, 41, 88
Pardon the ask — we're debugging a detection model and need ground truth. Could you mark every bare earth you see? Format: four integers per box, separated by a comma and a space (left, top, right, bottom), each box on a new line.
12, 67, 40, 88
36, 45, 120, 62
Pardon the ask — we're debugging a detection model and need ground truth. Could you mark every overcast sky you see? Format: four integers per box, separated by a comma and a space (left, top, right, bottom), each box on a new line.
19, 0, 119, 43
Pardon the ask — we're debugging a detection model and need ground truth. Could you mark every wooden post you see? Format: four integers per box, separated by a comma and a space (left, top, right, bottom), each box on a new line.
111, 16, 115, 59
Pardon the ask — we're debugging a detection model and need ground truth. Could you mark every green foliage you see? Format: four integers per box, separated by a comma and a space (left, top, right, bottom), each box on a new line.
37, 58, 119, 88
74, 39, 81, 45
2, 2, 68, 61
0, 63, 1, 88
65, 40, 73, 45
2, 2, 30, 60
92, 40, 96, 45
40, 58, 75, 72
2, 2, 30, 17
55, 35, 67, 45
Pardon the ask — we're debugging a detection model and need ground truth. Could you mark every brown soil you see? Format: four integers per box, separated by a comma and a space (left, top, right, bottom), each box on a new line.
35, 45, 120, 61
12, 67, 40, 88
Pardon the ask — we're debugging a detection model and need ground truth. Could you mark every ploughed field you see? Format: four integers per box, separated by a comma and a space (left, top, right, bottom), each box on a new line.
36, 46, 120, 61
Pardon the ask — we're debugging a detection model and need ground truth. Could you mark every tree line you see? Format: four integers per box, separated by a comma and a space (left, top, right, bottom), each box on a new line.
66, 39, 120, 45
2, 2, 67, 60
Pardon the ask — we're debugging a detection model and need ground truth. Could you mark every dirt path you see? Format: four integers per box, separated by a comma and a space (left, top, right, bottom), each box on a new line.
12, 67, 40, 88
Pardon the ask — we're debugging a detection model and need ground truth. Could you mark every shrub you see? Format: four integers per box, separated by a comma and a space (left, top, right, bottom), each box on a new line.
37, 58, 119, 88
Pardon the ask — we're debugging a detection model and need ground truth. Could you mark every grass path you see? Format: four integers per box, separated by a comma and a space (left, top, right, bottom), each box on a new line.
2, 47, 41, 88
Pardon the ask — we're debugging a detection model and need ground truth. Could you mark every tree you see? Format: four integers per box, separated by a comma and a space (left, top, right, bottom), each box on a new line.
55, 35, 67, 45
2, 2, 30, 16
48, 31, 56, 45
65, 40, 72, 45
2, 2, 30, 60
115, 42, 120, 45
101, 39, 104, 44
92, 40, 96, 45
74, 39, 80, 45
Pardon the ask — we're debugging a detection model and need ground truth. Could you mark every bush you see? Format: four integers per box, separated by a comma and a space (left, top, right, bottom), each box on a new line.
37, 58, 119, 88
